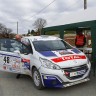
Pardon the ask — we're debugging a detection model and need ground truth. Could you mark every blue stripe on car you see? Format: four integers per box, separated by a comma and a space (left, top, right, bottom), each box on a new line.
0, 53, 20, 58
39, 51, 57, 57
71, 48, 81, 54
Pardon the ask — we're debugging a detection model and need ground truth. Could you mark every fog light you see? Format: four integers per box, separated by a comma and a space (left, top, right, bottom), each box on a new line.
51, 80, 57, 85
43, 75, 47, 79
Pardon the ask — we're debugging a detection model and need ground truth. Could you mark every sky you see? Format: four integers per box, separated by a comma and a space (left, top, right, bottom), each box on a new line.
0, 0, 96, 34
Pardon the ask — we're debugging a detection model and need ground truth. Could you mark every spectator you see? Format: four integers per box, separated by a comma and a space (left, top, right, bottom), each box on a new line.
75, 29, 86, 48
15, 34, 22, 41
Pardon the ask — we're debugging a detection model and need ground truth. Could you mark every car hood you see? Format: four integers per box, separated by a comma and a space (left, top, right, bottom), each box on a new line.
38, 48, 87, 68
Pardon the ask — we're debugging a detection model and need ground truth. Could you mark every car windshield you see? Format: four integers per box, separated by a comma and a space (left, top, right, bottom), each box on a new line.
33, 40, 72, 51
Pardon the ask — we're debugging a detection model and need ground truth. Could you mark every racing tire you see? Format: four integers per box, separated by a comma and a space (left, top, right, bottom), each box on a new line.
32, 68, 44, 90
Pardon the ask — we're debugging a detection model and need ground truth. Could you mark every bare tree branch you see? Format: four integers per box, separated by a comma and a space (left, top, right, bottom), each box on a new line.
33, 18, 47, 34
0, 23, 13, 38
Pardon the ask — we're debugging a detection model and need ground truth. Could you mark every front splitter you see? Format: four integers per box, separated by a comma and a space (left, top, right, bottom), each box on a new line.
63, 78, 90, 87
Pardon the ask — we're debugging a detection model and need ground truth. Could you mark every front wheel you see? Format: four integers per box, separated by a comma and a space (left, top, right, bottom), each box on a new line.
32, 68, 44, 90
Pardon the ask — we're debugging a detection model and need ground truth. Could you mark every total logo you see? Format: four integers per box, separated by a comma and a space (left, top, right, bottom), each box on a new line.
62, 55, 85, 60
51, 55, 86, 63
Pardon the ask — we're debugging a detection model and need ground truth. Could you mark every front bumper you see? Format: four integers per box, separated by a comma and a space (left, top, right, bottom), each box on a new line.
41, 74, 90, 88
39, 63, 91, 88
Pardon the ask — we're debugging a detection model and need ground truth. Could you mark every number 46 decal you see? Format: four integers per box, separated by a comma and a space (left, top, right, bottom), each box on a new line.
4, 56, 10, 63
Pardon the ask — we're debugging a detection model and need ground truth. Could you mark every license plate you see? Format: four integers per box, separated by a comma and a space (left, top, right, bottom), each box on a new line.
70, 70, 86, 77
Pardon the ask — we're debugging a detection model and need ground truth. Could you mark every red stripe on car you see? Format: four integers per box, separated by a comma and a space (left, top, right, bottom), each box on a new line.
51, 55, 86, 63
21, 59, 30, 63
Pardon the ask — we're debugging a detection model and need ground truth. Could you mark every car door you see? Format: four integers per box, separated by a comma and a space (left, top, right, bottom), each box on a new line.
0, 38, 31, 74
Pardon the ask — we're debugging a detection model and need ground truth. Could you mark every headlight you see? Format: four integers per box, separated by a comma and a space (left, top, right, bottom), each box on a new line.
40, 58, 61, 70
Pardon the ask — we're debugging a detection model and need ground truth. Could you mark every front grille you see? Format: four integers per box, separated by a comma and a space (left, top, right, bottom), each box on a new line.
63, 64, 88, 80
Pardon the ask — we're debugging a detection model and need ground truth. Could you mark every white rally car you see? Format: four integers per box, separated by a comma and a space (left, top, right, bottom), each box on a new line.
0, 35, 91, 89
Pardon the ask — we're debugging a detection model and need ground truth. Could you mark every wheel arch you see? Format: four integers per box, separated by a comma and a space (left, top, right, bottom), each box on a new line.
32, 66, 37, 73
32, 65, 44, 89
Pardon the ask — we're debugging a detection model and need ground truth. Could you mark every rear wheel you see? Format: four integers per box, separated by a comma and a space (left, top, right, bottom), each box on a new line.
32, 68, 44, 90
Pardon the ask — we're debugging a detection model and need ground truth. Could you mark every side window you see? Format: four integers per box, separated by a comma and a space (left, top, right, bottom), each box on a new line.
22, 38, 33, 54
21, 38, 30, 45
25, 39, 30, 45
0, 39, 30, 54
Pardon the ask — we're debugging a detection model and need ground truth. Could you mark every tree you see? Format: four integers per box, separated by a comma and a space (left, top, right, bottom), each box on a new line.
27, 29, 31, 36
33, 18, 47, 35
3, 28, 12, 38
0, 23, 13, 38
0, 23, 5, 33
31, 30, 34, 35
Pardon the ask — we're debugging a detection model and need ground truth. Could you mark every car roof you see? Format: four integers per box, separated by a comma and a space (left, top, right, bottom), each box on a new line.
23, 35, 61, 41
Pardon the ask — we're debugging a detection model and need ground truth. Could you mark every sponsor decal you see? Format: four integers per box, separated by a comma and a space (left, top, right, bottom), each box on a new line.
59, 50, 73, 55
0, 53, 21, 72
12, 63, 20, 69
39, 51, 57, 57
24, 62, 30, 70
9, 67, 12, 71
51, 55, 86, 63
22, 59, 30, 70
70, 70, 86, 77
15, 58, 21, 63
3, 65, 7, 70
